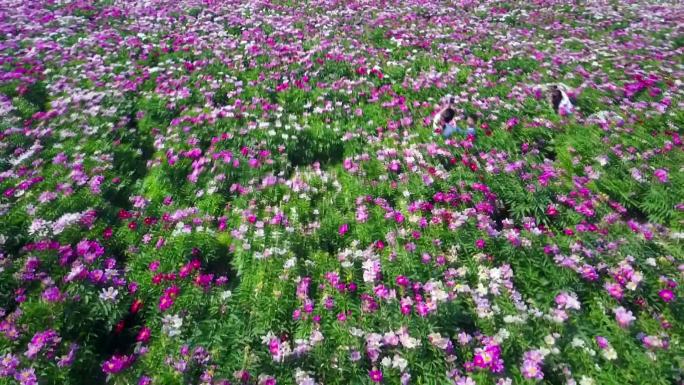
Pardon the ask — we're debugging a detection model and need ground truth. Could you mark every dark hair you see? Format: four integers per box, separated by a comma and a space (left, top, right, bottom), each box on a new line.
442, 107, 456, 123
550, 87, 562, 113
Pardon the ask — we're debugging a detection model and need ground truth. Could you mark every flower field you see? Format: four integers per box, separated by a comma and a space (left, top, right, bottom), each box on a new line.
1, 0, 683, 384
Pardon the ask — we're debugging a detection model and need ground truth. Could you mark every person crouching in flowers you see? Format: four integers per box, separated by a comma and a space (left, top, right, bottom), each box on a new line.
432, 98, 476, 139
546, 83, 575, 116
432, 97, 456, 134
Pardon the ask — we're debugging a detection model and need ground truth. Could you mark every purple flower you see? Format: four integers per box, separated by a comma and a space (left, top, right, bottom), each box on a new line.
102, 354, 134, 374
57, 344, 79, 368
0, 353, 19, 376
76, 240, 104, 264
14, 368, 37, 385
25, 330, 61, 360
41, 286, 63, 303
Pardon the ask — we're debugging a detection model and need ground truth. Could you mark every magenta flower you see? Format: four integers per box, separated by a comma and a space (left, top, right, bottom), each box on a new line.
506, 117, 518, 129
136, 327, 151, 343
595, 336, 609, 349
658, 289, 675, 303
471, 344, 504, 373
158, 295, 174, 312
369, 369, 383, 383
102, 354, 134, 374
338, 223, 349, 236
654, 169, 668, 183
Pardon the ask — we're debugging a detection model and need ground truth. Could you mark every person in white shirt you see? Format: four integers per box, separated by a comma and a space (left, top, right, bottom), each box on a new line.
549, 84, 574, 116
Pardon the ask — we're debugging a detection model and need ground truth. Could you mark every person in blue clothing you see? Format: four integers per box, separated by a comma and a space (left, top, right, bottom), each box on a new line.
433, 97, 477, 139
443, 113, 477, 139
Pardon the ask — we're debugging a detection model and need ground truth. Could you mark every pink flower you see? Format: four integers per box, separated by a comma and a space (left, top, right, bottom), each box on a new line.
546, 204, 558, 216
136, 327, 151, 343
604, 282, 623, 300
394, 211, 404, 223
356, 205, 368, 223
613, 306, 636, 328
521, 360, 543, 380
475, 239, 486, 249
521, 350, 544, 380
149, 260, 160, 272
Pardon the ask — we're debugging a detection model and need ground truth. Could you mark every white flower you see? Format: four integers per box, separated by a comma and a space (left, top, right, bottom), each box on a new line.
428, 333, 449, 349
544, 335, 556, 346
579, 376, 594, 385
538, 347, 551, 358
399, 334, 420, 349
99, 287, 118, 302
496, 328, 510, 341
28, 219, 51, 237
571, 337, 585, 348
294, 368, 317, 385
220, 290, 233, 300
310, 330, 324, 344
392, 354, 408, 372
162, 314, 183, 337
283, 257, 296, 269
602, 347, 617, 360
